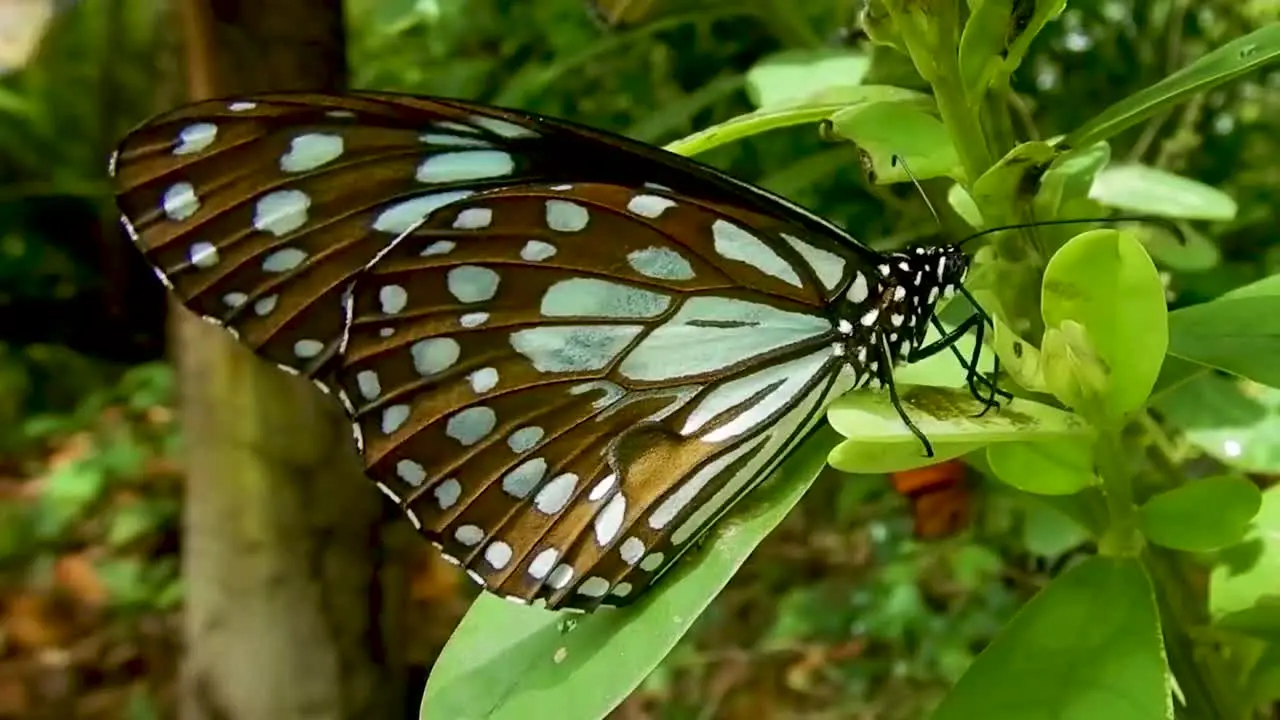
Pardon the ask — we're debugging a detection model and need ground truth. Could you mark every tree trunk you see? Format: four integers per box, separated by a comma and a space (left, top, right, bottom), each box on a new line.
174, 2, 411, 718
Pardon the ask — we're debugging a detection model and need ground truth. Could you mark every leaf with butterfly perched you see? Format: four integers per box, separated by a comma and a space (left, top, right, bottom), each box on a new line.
110, 91, 982, 614
422, 427, 836, 719
827, 385, 1089, 474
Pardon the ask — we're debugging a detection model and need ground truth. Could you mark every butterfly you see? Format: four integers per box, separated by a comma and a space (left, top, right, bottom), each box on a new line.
109, 92, 1002, 612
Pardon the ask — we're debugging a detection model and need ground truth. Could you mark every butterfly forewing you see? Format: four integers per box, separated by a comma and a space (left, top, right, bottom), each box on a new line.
338, 183, 862, 609
111, 93, 581, 380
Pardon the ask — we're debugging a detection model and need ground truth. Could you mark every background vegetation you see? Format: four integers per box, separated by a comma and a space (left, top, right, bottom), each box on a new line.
0, 0, 1276, 717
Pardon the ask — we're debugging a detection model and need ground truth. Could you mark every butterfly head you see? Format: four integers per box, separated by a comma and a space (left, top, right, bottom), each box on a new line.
834, 244, 971, 382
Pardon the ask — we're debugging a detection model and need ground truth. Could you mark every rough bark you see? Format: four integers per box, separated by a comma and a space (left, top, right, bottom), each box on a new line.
175, 2, 410, 718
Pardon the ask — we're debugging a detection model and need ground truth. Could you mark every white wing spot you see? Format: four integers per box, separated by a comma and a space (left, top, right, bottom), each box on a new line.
468, 367, 499, 393
228, 101, 256, 111
453, 207, 493, 229
534, 473, 577, 514
411, 337, 459, 376
546, 200, 589, 232
594, 493, 626, 546
620, 537, 645, 565
507, 426, 545, 452
293, 339, 324, 359
460, 312, 489, 328
381, 404, 410, 434
626, 194, 676, 218
511, 326, 643, 373
420, 133, 493, 148
223, 292, 247, 308
612, 582, 633, 598
521, 240, 557, 262
447, 266, 500, 303
893, 286, 907, 301
446, 406, 496, 446
373, 191, 474, 234
890, 313, 904, 327
639, 553, 665, 572
548, 564, 575, 589
163, 182, 200, 221
588, 473, 617, 502
253, 189, 311, 236
262, 247, 307, 273
173, 123, 217, 155
860, 308, 878, 326
711, 219, 802, 287
782, 233, 846, 291
280, 133, 344, 172
253, 295, 278, 316
847, 272, 869, 303
395, 459, 426, 486
485, 541, 513, 569
471, 115, 536, 138
627, 246, 695, 280
436, 480, 463, 510
502, 458, 548, 499
577, 577, 610, 597
541, 278, 670, 319
421, 240, 456, 256
380, 285, 408, 314
188, 241, 218, 268
416, 150, 514, 183
356, 370, 381, 400
528, 548, 559, 579
454, 523, 483, 545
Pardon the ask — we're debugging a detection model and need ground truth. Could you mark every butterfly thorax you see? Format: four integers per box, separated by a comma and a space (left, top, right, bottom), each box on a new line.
832, 245, 970, 387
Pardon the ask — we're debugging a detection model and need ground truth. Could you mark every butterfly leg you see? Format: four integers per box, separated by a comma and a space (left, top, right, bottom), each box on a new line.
922, 314, 1006, 409
880, 337, 935, 458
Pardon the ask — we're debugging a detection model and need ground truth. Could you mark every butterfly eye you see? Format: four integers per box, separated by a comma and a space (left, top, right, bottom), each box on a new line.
110, 91, 996, 612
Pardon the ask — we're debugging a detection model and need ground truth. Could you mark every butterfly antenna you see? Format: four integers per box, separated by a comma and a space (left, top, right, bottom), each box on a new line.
891, 154, 943, 231
957, 215, 1185, 248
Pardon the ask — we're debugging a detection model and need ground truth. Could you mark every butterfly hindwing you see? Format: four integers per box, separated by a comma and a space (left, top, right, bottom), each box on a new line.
338, 183, 866, 609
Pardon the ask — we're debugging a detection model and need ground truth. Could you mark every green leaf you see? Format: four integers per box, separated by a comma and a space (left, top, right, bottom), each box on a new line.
1138, 475, 1262, 552
1153, 375, 1280, 473
1041, 229, 1169, 422
1021, 499, 1092, 558
1033, 141, 1112, 222
1167, 278, 1280, 389
991, 315, 1047, 392
1064, 23, 1280, 149
1210, 486, 1280, 641
422, 428, 838, 720
986, 437, 1097, 496
826, 101, 962, 183
959, 0, 1066, 96
662, 86, 932, 158
969, 141, 1056, 224
745, 48, 870, 109
934, 556, 1172, 720
1137, 221, 1221, 272
826, 386, 1090, 474
1088, 164, 1238, 221
958, 0, 1015, 97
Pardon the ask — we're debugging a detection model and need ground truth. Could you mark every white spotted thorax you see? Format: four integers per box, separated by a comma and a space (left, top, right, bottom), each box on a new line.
110, 92, 985, 613
834, 244, 970, 388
